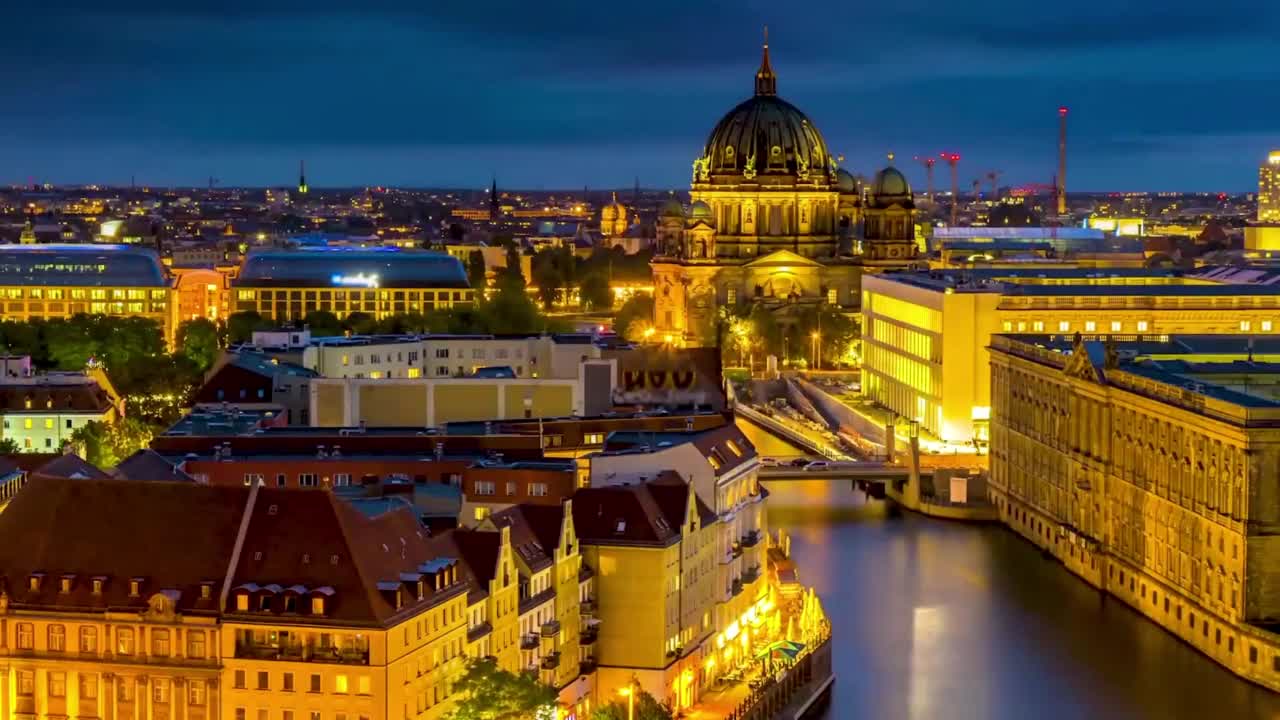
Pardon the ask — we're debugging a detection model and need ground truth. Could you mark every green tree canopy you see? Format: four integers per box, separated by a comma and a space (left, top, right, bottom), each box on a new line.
590, 686, 673, 720
533, 261, 562, 311
579, 272, 612, 312
226, 311, 273, 344
342, 312, 380, 335
467, 250, 488, 290
302, 310, 343, 337
69, 417, 156, 470
0, 438, 20, 455
445, 658, 558, 720
177, 319, 221, 374
613, 296, 655, 341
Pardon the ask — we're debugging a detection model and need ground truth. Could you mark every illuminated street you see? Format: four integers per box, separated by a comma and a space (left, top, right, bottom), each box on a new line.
740, 419, 1280, 720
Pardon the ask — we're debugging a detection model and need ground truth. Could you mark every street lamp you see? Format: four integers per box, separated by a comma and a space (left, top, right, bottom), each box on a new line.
618, 680, 636, 720
811, 331, 821, 370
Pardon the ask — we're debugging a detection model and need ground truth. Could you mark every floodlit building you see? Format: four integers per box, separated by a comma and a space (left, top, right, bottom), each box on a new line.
0, 368, 123, 452
862, 268, 1280, 444
232, 248, 475, 323
0, 244, 177, 345
1259, 150, 1280, 223
988, 333, 1280, 692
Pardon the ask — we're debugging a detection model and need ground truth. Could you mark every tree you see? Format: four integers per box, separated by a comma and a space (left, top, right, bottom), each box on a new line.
226, 311, 271, 344
579, 271, 612, 312
177, 319, 221, 374
479, 282, 545, 335
445, 658, 558, 720
590, 687, 673, 720
0, 438, 19, 454
302, 310, 343, 337
613, 296, 655, 341
342, 312, 379, 336
497, 245, 526, 291
68, 418, 156, 470
467, 251, 488, 291
533, 261, 562, 311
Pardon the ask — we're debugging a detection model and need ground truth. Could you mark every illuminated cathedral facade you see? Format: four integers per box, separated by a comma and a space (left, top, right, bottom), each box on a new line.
651, 38, 919, 346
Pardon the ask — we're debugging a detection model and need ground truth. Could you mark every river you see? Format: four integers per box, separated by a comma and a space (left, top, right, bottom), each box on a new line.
737, 418, 1280, 720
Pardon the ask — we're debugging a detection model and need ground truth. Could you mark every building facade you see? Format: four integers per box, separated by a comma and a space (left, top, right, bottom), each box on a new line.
988, 334, 1280, 692
649, 40, 917, 347
232, 249, 474, 324
1260, 150, 1280, 224
863, 268, 1280, 443
0, 244, 177, 345
0, 370, 122, 452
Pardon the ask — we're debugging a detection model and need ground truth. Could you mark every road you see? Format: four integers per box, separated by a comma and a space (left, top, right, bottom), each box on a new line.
737, 417, 1280, 720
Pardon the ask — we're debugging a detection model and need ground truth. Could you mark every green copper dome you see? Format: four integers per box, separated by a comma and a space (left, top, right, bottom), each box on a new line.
870, 163, 913, 209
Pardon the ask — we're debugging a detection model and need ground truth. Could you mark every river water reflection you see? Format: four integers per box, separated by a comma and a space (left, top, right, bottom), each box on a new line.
738, 418, 1280, 720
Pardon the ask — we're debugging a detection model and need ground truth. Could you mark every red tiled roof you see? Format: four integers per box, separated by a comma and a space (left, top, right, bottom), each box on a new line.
572, 482, 679, 546
489, 503, 566, 571
32, 454, 110, 481
0, 477, 247, 615
0, 383, 114, 413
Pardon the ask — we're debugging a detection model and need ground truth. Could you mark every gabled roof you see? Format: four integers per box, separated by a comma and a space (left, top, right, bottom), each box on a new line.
571, 477, 712, 547
0, 478, 246, 614
742, 249, 822, 268
489, 503, 567, 572
603, 423, 757, 478
114, 449, 195, 482
32, 453, 111, 481
434, 528, 505, 603
0, 381, 115, 414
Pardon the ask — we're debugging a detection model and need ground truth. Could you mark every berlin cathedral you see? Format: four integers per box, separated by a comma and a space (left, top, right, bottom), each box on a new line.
651, 38, 920, 346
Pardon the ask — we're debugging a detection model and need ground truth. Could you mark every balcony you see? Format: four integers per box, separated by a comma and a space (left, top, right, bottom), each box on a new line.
580, 599, 597, 614
579, 656, 597, 675
540, 620, 561, 638
730, 579, 744, 598
467, 622, 493, 643
521, 634, 540, 650
234, 640, 368, 665
741, 530, 761, 548
519, 587, 556, 615
742, 565, 761, 584
580, 625, 599, 645
540, 651, 561, 670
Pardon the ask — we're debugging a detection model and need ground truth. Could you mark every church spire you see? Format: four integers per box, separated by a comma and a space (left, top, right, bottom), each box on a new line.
297, 160, 308, 195
755, 26, 776, 96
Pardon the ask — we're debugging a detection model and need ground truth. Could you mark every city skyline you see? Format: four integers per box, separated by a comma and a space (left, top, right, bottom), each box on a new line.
5, 0, 1279, 192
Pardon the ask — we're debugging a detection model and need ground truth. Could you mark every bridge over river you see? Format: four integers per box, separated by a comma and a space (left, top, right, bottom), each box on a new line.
737, 416, 1280, 719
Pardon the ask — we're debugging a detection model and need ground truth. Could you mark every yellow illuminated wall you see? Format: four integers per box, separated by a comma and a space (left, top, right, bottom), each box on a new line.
1260, 151, 1280, 223
233, 287, 474, 324
0, 285, 177, 347
309, 377, 581, 428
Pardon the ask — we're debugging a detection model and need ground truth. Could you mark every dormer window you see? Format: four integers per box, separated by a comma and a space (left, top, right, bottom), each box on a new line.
285, 595, 297, 613
417, 580, 424, 600
128, 579, 142, 597
28, 574, 42, 592
236, 594, 249, 612
91, 578, 103, 595
259, 595, 271, 612
311, 597, 325, 615
200, 582, 212, 599
59, 576, 73, 593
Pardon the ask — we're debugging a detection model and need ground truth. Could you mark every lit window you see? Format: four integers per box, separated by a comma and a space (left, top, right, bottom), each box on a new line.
528, 483, 548, 497
407, 368, 421, 378
44, 418, 54, 429
117, 628, 135, 655
1137, 321, 1149, 332
1058, 321, 1070, 332
474, 507, 490, 522
1110, 321, 1122, 332
357, 676, 371, 695
311, 597, 325, 615
80, 626, 98, 653
1032, 321, 1044, 332
1084, 321, 1097, 332
727, 287, 737, 304
1002, 321, 1013, 332
1264, 321, 1274, 332
335, 675, 349, 694
826, 288, 838, 305
342, 354, 350, 366
1241, 320, 1253, 332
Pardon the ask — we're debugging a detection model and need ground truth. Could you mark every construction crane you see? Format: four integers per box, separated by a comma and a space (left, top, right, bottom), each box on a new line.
1057, 107, 1068, 216
913, 155, 937, 202
971, 179, 982, 202
940, 152, 961, 225
986, 170, 1003, 201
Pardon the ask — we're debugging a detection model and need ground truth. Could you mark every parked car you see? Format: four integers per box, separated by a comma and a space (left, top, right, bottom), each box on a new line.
759, 457, 780, 468
790, 458, 810, 468
804, 461, 831, 471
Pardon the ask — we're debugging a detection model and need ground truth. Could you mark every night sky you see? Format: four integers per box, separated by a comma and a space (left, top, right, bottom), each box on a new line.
5, 1, 1279, 191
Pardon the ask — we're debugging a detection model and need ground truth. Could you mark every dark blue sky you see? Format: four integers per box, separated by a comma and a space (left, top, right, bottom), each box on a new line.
5, 1, 1279, 191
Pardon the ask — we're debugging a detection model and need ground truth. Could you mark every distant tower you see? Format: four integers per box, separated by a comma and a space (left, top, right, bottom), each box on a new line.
1259, 151, 1280, 223
19, 216, 37, 245
633, 176, 641, 205
298, 160, 309, 195
1056, 107, 1067, 216
489, 176, 501, 219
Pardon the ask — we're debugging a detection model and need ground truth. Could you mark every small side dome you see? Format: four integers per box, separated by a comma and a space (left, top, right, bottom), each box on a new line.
689, 201, 712, 220
661, 198, 686, 218
870, 155, 913, 208
835, 168, 857, 194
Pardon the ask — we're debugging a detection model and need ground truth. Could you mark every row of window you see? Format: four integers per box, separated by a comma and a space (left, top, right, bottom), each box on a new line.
234, 669, 369, 695
1001, 318, 1275, 334
3, 417, 80, 429
236, 711, 369, 720
471, 481, 549, 497
15, 671, 207, 704
2, 287, 166, 300
243, 473, 349, 488
12, 622, 207, 657
236, 289, 471, 302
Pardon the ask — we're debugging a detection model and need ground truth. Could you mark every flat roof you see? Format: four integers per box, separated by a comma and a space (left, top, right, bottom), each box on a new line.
992, 333, 1280, 410
0, 243, 168, 287
234, 248, 470, 289
868, 267, 1280, 296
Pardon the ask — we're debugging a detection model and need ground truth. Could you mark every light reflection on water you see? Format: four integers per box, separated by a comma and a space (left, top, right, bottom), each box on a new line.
740, 418, 1280, 720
